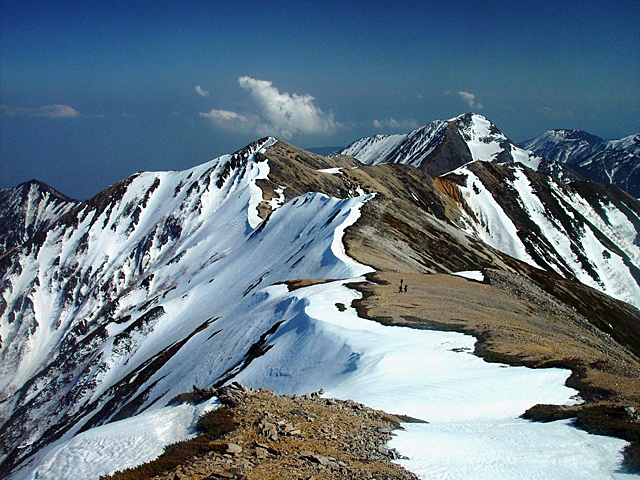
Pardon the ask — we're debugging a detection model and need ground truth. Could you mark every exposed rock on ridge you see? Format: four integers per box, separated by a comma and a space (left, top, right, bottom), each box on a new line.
103, 382, 418, 480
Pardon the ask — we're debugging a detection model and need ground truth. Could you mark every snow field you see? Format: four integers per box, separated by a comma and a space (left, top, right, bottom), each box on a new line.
17, 398, 219, 480
452, 270, 485, 282
238, 279, 628, 479
16, 274, 629, 480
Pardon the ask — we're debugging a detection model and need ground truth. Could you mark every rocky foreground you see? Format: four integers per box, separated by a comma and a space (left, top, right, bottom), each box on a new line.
102, 382, 419, 480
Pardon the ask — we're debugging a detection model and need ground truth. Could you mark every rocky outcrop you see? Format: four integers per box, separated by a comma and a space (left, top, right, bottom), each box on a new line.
105, 382, 419, 480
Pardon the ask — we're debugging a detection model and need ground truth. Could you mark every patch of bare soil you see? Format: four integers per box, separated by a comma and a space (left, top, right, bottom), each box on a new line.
104, 383, 418, 480
279, 279, 338, 292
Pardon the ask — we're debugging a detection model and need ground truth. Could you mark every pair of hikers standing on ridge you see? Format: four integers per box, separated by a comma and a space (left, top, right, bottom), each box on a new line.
398, 278, 407, 293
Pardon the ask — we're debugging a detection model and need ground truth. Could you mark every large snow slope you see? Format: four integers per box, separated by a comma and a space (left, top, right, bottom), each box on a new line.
0, 138, 380, 471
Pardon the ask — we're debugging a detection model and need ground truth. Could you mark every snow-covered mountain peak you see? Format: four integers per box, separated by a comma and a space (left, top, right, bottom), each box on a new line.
524, 129, 640, 197
337, 113, 545, 175
450, 113, 513, 161
0, 180, 78, 253
448, 112, 496, 133
549, 129, 603, 144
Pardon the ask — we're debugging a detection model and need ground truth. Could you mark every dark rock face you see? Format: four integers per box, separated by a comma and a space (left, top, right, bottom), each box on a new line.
417, 121, 473, 175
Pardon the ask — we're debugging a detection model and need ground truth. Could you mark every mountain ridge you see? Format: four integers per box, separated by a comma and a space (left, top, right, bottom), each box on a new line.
523, 129, 640, 197
0, 179, 78, 253
1, 134, 640, 478
336, 113, 546, 175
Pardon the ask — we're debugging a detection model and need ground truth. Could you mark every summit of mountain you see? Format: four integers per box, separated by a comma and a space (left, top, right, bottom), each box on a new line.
0, 179, 78, 253
337, 113, 546, 174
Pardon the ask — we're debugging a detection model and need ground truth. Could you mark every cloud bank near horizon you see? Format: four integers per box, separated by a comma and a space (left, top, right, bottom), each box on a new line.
1, 104, 81, 118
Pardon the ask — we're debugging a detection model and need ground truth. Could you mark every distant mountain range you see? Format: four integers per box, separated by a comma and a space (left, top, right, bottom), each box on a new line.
522, 129, 640, 197
334, 114, 639, 197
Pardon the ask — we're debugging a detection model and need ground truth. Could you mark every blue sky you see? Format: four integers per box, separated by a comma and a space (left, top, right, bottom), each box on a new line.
1, 0, 639, 199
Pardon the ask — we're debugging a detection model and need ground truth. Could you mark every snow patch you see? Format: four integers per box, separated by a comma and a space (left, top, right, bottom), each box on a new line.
267, 186, 286, 210
317, 167, 342, 174
453, 270, 484, 282
15, 399, 218, 480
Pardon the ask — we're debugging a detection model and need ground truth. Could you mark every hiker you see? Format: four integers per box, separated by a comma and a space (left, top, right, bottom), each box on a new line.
404, 284, 408, 293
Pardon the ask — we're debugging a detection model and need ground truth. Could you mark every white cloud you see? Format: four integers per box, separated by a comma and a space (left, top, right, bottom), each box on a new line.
200, 77, 339, 140
195, 85, 210, 98
458, 91, 483, 110
373, 117, 419, 131
199, 109, 259, 133
36, 104, 81, 118
1, 104, 81, 118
